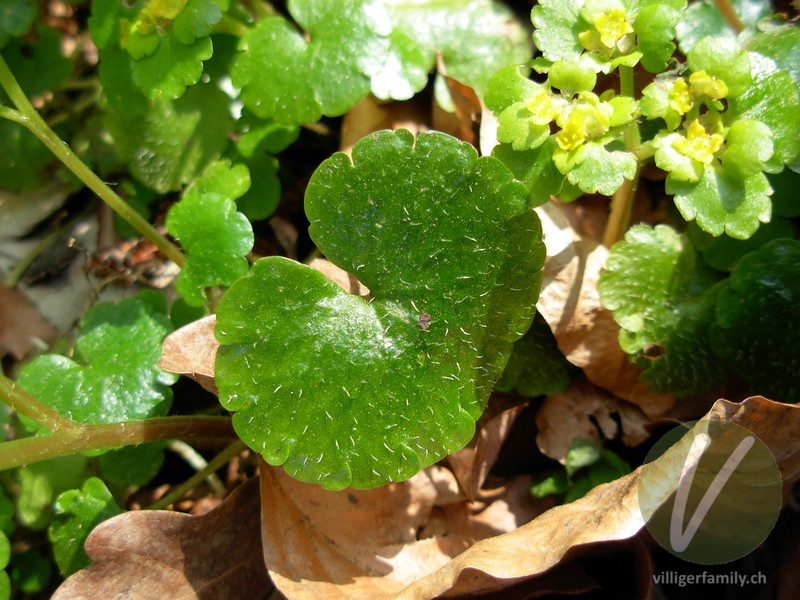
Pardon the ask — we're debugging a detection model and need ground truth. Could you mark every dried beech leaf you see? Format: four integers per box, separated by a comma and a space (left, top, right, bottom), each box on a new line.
52, 479, 271, 600
383, 396, 800, 599
158, 314, 218, 394
446, 392, 528, 499
536, 379, 650, 463
306, 258, 370, 296
260, 462, 548, 600
0, 285, 55, 359
535, 202, 676, 418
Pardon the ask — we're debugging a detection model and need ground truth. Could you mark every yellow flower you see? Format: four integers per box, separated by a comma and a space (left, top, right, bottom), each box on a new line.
135, 0, 188, 35
668, 78, 692, 115
525, 88, 558, 126
555, 97, 613, 151
556, 112, 587, 151
595, 9, 634, 48
673, 120, 724, 164
689, 70, 729, 101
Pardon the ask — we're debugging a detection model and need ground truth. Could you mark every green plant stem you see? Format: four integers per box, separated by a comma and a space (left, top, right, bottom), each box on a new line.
714, 0, 746, 33
0, 55, 185, 267
213, 13, 251, 37
0, 374, 78, 432
0, 416, 237, 471
603, 65, 641, 248
167, 439, 226, 493
146, 440, 246, 510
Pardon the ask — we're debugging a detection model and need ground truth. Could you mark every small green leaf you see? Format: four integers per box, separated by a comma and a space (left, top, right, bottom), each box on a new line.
599, 224, 728, 396
531, 0, 584, 63
668, 164, 772, 239
634, 0, 686, 73
0, 0, 36, 46
530, 470, 569, 498
231, 10, 372, 124
48, 478, 123, 576
97, 443, 166, 487
722, 119, 773, 181
676, 0, 771, 54
236, 111, 300, 158
105, 82, 234, 192
559, 142, 637, 196
548, 60, 597, 93
492, 139, 566, 206
484, 65, 538, 115
15, 456, 90, 530
563, 449, 629, 502
496, 313, 571, 397
0, 489, 13, 536
166, 162, 255, 306
711, 239, 800, 403
687, 218, 795, 272
215, 130, 544, 490
640, 76, 683, 130
237, 155, 281, 221
687, 36, 751, 97
131, 35, 213, 100
565, 437, 602, 478
17, 292, 177, 428
0, 532, 8, 570
497, 102, 552, 151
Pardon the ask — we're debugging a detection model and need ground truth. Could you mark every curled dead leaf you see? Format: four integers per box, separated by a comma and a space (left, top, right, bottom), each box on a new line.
52, 479, 271, 600
0, 285, 55, 360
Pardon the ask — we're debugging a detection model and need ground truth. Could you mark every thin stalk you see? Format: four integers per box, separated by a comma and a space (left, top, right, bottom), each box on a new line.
714, 0, 746, 34
167, 439, 226, 493
0, 55, 185, 267
603, 65, 642, 248
146, 440, 246, 510
0, 374, 78, 432
0, 416, 237, 471
213, 13, 251, 37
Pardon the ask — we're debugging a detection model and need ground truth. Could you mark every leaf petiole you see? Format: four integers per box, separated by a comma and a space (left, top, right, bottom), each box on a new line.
0, 374, 78, 432
604, 65, 642, 247
0, 416, 237, 472
0, 55, 185, 267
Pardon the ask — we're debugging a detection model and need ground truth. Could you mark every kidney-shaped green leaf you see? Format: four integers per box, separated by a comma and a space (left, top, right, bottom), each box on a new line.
215, 130, 544, 490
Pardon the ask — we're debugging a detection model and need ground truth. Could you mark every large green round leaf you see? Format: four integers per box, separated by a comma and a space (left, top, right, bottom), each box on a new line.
215, 130, 544, 490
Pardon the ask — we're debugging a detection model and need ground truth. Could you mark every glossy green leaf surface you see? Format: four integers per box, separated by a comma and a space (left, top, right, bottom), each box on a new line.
495, 312, 571, 398
232, 0, 530, 125
17, 292, 177, 428
215, 130, 544, 490
105, 82, 234, 193
599, 225, 727, 396
557, 142, 637, 196
687, 218, 795, 272
166, 161, 254, 306
48, 478, 122, 577
746, 25, 800, 91
711, 239, 800, 403
492, 139, 566, 206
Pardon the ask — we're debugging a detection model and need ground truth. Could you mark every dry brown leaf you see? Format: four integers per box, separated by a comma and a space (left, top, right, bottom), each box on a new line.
158, 314, 218, 393
536, 378, 650, 463
307, 258, 370, 296
535, 202, 676, 419
446, 392, 529, 499
52, 479, 272, 600
260, 463, 551, 600
158, 259, 368, 389
431, 57, 481, 146
380, 396, 800, 599
0, 285, 56, 359
340, 95, 429, 154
